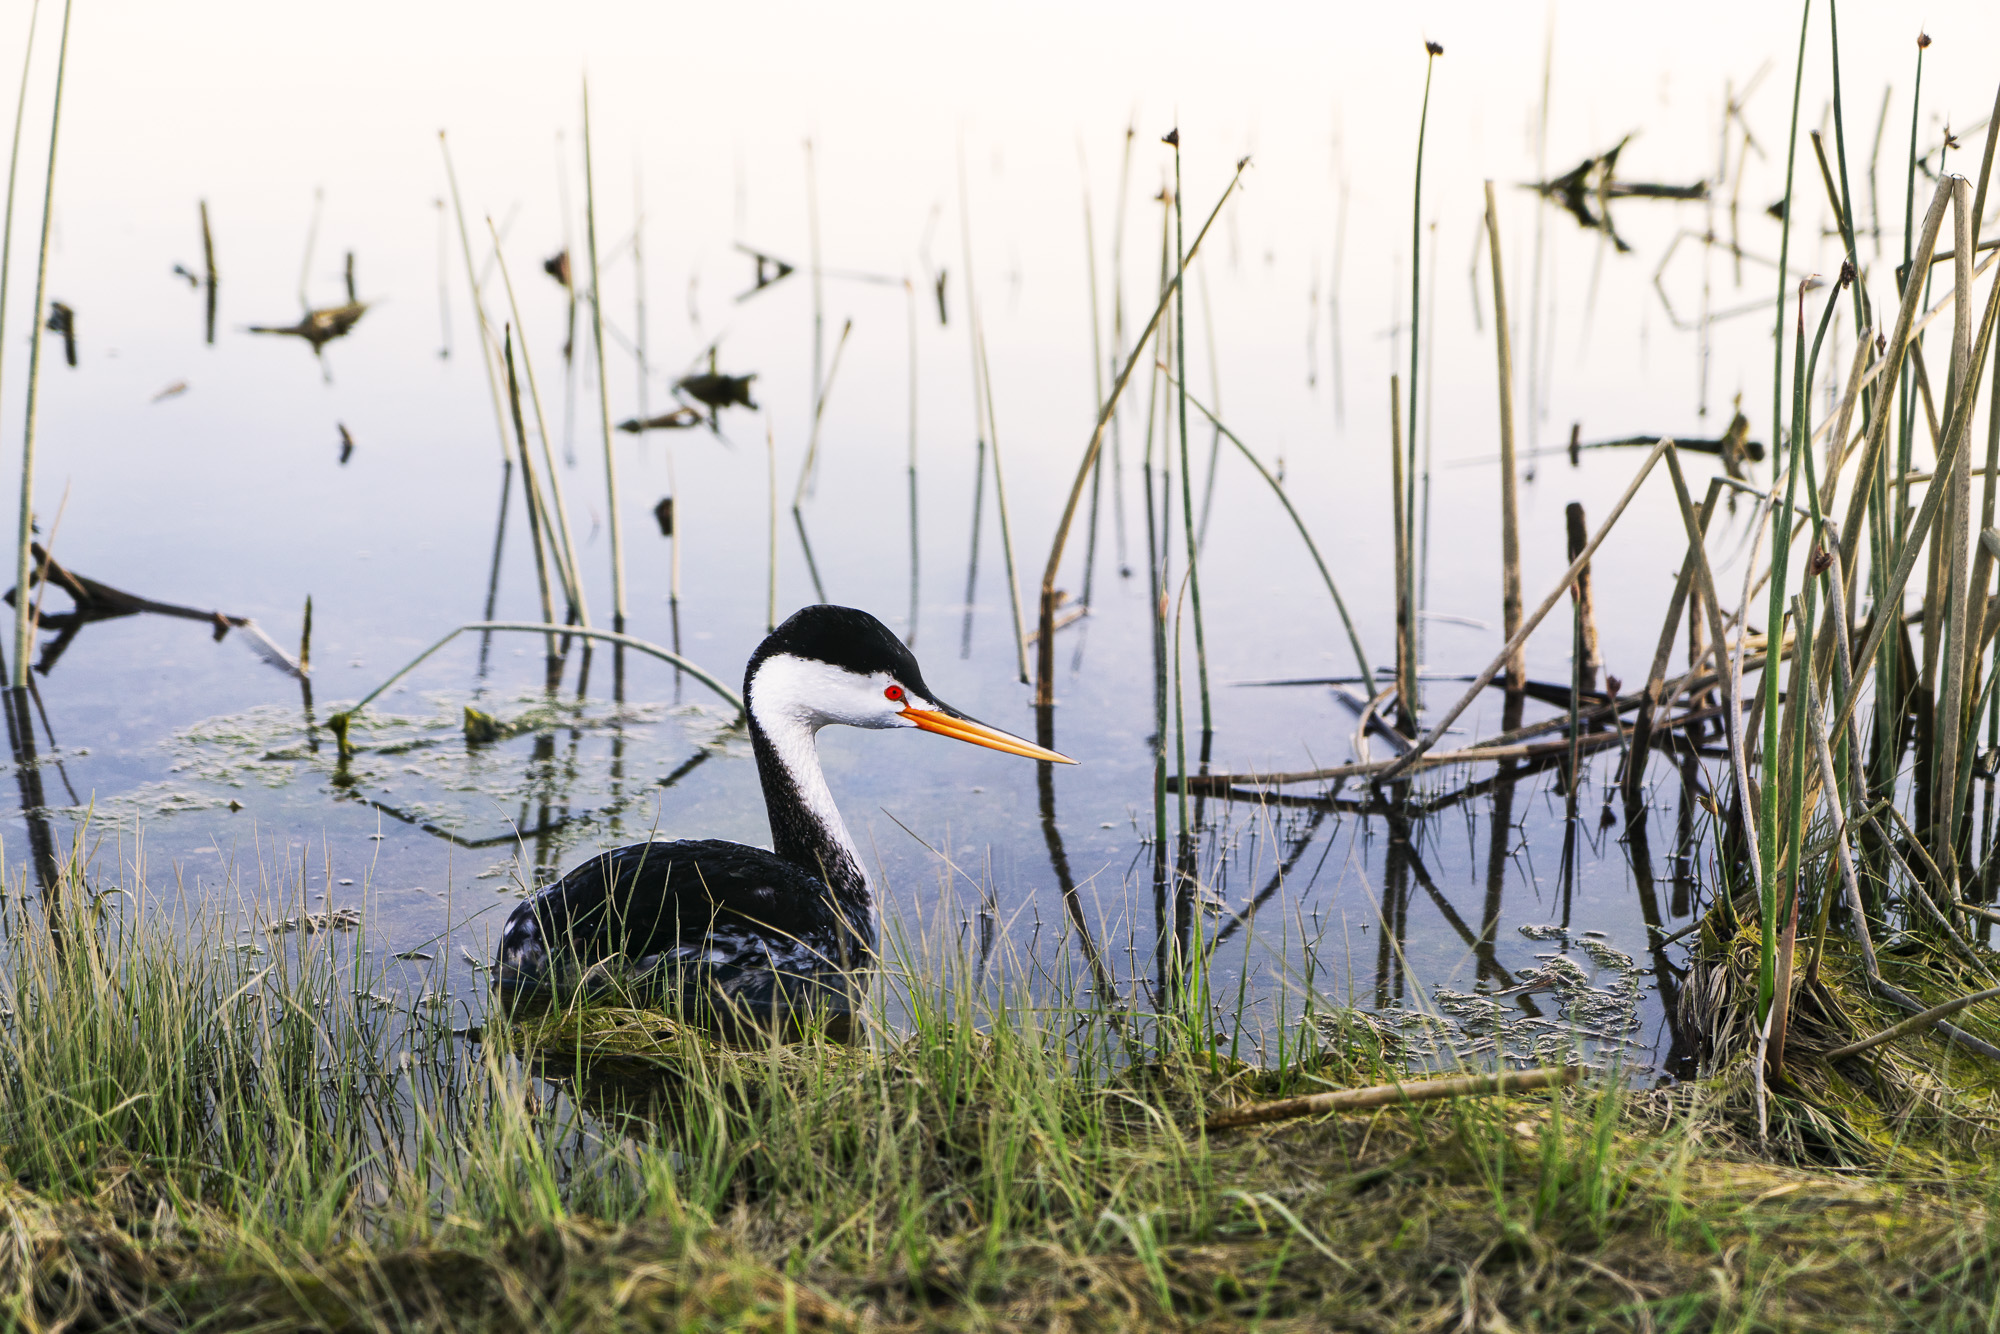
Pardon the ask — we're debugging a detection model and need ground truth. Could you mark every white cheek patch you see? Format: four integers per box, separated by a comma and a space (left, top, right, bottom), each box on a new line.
751, 654, 906, 730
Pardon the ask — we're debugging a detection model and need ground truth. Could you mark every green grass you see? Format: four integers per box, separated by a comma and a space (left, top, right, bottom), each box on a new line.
2, 849, 2000, 1331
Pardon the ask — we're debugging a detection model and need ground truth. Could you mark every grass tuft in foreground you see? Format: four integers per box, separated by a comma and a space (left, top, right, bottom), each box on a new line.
2, 854, 2000, 1330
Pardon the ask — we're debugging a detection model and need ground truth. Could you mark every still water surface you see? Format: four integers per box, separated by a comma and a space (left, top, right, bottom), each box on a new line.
5, 2, 2000, 1078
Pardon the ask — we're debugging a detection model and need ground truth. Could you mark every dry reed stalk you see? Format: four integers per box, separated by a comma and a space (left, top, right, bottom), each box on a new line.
1833, 180, 1950, 584
1829, 207, 2000, 748
1935, 177, 1976, 876
581, 81, 628, 631
1483, 182, 1524, 690
1628, 476, 1723, 806
502, 329, 561, 671
1206, 1065, 1578, 1133
9, 0, 68, 693
439, 134, 513, 465
1035, 162, 1247, 707
1668, 446, 1764, 886
1377, 438, 1674, 783
793, 318, 853, 507
489, 220, 588, 625
975, 313, 1030, 683
1807, 673, 1878, 978
1824, 983, 2000, 1062
1079, 160, 1106, 609
1169, 132, 1211, 732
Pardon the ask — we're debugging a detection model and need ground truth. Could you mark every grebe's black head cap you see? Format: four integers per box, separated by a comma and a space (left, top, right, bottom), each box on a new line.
748, 605, 935, 699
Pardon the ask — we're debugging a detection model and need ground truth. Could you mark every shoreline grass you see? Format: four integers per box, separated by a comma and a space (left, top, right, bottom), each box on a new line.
5, 848, 2000, 1331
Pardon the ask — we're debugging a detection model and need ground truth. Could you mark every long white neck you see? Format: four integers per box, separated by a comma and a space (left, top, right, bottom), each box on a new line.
745, 657, 872, 920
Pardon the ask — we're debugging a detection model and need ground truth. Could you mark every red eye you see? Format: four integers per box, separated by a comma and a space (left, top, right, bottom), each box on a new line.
884, 685, 905, 702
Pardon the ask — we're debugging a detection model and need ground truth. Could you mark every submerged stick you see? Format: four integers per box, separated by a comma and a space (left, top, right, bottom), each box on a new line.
582, 80, 628, 631
1377, 438, 1673, 782
1206, 1064, 1578, 1133
10, 0, 70, 693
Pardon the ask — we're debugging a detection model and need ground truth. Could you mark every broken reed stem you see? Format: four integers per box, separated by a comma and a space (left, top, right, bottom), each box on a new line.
10, 0, 70, 694
439, 134, 513, 466
1170, 133, 1212, 736
1376, 437, 1674, 783
1483, 181, 1525, 690
1175, 385, 1374, 689
581, 80, 628, 632
489, 218, 588, 625
1565, 503, 1601, 693
1036, 161, 1247, 708
1206, 1065, 1579, 1133
200, 198, 217, 345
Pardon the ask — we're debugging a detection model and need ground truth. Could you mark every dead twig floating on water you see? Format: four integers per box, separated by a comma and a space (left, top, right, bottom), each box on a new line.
1526, 134, 1708, 253
617, 406, 702, 433
3, 542, 305, 679
1206, 1065, 1580, 1133
247, 300, 368, 353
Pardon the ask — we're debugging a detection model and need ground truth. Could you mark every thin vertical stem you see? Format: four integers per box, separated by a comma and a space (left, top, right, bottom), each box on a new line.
905, 279, 920, 647
766, 421, 778, 632
0, 0, 41, 496
11, 0, 70, 692
1080, 159, 1106, 609
489, 219, 587, 625
1484, 182, 1524, 691
1408, 43, 1441, 674
439, 134, 512, 465
1170, 132, 1211, 736
582, 80, 628, 631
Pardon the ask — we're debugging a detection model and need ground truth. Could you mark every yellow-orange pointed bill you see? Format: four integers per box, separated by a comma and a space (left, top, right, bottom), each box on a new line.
901, 706, 1077, 764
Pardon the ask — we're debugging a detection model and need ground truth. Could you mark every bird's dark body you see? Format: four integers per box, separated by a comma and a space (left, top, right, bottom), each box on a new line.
494, 838, 869, 1035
